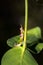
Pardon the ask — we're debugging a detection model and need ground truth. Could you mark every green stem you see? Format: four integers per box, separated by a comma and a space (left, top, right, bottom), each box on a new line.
21, 0, 28, 63
24, 0, 28, 48
22, 0, 28, 53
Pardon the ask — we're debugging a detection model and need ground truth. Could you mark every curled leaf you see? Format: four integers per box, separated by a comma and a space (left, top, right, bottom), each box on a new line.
27, 27, 41, 44
35, 43, 43, 53
7, 35, 20, 47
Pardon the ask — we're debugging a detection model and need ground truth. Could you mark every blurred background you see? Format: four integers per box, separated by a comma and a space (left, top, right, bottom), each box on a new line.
0, 0, 43, 65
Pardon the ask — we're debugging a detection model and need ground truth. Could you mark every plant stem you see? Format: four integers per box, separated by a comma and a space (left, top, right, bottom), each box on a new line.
21, 0, 28, 62
24, 0, 28, 49
22, 0, 28, 53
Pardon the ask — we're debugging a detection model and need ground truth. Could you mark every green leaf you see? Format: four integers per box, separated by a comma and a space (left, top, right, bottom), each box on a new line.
35, 43, 43, 53
7, 27, 41, 47
1, 47, 38, 65
23, 50, 38, 65
7, 35, 20, 47
1, 47, 22, 65
27, 27, 41, 44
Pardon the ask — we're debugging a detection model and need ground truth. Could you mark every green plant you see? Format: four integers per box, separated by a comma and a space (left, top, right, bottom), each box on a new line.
1, 0, 43, 65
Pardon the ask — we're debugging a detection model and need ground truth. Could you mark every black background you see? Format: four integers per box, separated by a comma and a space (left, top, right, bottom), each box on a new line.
0, 0, 43, 65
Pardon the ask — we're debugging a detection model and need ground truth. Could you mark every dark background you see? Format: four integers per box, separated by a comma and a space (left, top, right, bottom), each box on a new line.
0, 0, 43, 65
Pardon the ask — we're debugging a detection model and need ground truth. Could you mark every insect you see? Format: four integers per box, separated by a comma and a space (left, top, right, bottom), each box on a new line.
15, 25, 24, 47
20, 25, 24, 42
